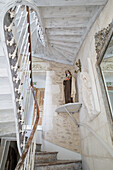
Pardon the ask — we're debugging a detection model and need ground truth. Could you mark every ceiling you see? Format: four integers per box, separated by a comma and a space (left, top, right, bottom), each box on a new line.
31, 0, 108, 65
0, 0, 108, 65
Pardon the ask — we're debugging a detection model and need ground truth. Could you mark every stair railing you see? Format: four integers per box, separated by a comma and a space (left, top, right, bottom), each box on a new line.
64, 106, 113, 158
4, 5, 43, 170
15, 87, 39, 170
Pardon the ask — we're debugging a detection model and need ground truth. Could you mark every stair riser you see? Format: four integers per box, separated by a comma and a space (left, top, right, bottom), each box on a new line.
0, 101, 13, 110
0, 146, 4, 159
0, 109, 14, 115
0, 113, 14, 123
0, 94, 12, 101
0, 86, 11, 95
35, 162, 82, 170
0, 56, 7, 68
0, 69, 8, 77
0, 94, 13, 110
36, 144, 41, 152
0, 78, 10, 86
0, 43, 5, 56
0, 123, 16, 137
35, 153, 57, 163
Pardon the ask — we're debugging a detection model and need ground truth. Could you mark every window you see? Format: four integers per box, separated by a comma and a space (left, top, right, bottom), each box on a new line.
100, 34, 113, 118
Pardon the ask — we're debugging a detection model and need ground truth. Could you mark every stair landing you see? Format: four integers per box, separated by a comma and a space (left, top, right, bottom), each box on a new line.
34, 144, 82, 170
34, 160, 82, 170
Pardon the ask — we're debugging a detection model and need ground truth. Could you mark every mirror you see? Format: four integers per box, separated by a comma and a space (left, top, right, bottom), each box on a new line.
100, 34, 113, 118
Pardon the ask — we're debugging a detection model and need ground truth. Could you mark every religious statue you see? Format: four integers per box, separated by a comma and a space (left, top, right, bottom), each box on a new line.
63, 70, 76, 104
63, 70, 72, 103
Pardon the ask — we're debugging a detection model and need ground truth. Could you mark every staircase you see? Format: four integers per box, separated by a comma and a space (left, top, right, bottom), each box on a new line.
0, 139, 10, 170
34, 144, 82, 170
0, 4, 82, 169
0, 46, 16, 138
0, 42, 16, 169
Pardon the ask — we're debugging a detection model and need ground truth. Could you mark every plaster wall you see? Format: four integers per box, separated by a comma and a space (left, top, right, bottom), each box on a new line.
33, 72, 46, 88
76, 0, 113, 169
42, 62, 81, 154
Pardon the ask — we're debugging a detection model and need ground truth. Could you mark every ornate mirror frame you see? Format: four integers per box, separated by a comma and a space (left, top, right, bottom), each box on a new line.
95, 21, 113, 140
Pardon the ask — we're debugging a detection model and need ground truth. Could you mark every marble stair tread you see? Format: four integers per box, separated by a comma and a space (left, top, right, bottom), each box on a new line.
0, 146, 4, 159
0, 102, 13, 110
0, 56, 7, 68
36, 143, 42, 146
0, 121, 16, 137
0, 85, 11, 95
0, 94, 13, 110
36, 143, 42, 152
35, 160, 82, 167
0, 109, 14, 123
0, 131, 16, 138
0, 77, 10, 86
35, 151, 58, 163
35, 151, 58, 155
0, 69, 8, 77
1, 133, 16, 139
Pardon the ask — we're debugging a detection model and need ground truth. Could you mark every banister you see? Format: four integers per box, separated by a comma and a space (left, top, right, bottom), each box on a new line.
15, 86, 40, 170
26, 6, 33, 86
4, 5, 43, 169
64, 106, 113, 158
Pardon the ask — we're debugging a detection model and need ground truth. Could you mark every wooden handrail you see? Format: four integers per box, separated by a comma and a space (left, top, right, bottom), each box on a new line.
32, 88, 38, 125
26, 6, 33, 86
15, 86, 40, 170
4, 5, 40, 169
15, 6, 40, 170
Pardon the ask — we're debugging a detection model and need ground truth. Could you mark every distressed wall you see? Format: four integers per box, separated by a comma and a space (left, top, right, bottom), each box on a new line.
42, 61, 81, 153
76, 0, 113, 169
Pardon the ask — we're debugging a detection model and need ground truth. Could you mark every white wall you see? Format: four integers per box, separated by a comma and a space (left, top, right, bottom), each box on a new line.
76, 0, 113, 169
42, 67, 81, 154
42, 139, 81, 160
33, 72, 46, 88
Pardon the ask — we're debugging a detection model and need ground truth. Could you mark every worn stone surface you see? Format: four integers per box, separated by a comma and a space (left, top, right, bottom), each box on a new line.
35, 152, 58, 163
76, 0, 113, 170
43, 62, 80, 153
35, 160, 82, 170
36, 144, 42, 152
33, 57, 80, 153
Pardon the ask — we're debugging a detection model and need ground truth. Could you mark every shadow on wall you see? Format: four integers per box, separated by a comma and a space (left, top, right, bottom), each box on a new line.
82, 156, 90, 170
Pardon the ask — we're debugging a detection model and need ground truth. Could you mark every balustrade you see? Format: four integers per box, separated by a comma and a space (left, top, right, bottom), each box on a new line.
4, 4, 44, 170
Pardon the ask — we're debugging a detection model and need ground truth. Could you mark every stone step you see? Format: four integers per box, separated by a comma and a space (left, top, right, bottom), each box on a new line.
0, 94, 13, 110
1, 133, 16, 141
0, 121, 16, 137
0, 85, 11, 95
0, 146, 4, 160
0, 139, 5, 146
0, 102, 13, 111
0, 109, 14, 123
0, 43, 5, 56
35, 151, 58, 163
0, 94, 12, 100
34, 160, 82, 170
36, 143, 42, 152
0, 56, 7, 68
0, 77, 10, 87
0, 69, 8, 78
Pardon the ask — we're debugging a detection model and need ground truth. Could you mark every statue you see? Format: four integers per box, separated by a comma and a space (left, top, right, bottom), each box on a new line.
63, 70, 73, 104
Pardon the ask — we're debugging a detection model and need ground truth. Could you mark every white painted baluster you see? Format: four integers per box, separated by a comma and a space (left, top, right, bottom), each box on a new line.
16, 7, 26, 27
19, 27, 29, 55
6, 5, 41, 170
15, 5, 21, 15
20, 39, 30, 70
